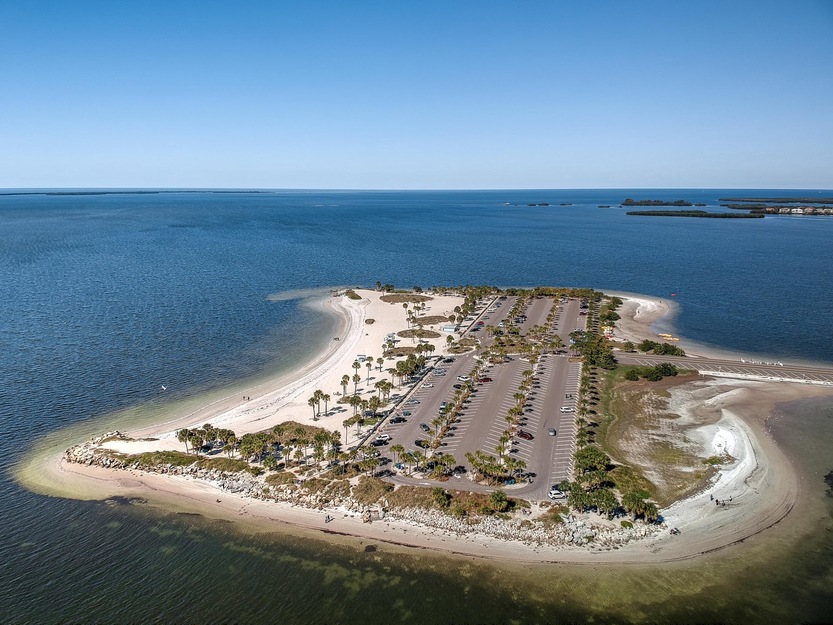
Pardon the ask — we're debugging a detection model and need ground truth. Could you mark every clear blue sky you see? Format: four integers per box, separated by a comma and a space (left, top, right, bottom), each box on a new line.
1, 0, 831, 189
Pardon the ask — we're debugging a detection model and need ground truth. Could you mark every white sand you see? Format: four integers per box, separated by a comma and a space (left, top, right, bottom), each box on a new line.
103, 289, 467, 453
35, 288, 833, 564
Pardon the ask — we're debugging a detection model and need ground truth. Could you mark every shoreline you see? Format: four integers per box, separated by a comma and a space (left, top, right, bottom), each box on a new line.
17, 288, 833, 565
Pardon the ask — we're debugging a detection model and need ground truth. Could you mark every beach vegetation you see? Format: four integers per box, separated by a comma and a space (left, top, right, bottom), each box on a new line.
539, 505, 568, 528
351, 476, 393, 505
380, 293, 432, 304
345, 289, 362, 300
265, 471, 296, 486
301, 477, 331, 494
432, 487, 452, 509
637, 340, 686, 357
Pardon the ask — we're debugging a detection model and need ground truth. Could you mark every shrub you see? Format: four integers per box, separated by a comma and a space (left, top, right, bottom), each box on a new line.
620, 520, 634, 529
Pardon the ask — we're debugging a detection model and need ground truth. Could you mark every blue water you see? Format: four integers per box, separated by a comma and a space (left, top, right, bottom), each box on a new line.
2, 189, 832, 624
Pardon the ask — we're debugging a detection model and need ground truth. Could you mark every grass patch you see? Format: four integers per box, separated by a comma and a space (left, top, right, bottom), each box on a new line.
129, 450, 198, 468
380, 294, 433, 304
398, 329, 441, 339
413, 315, 449, 325
539, 504, 569, 528
608, 465, 655, 499
126, 451, 258, 475
386, 485, 437, 509
345, 289, 363, 300
302, 478, 331, 494
325, 479, 352, 499
265, 471, 297, 486
351, 476, 394, 506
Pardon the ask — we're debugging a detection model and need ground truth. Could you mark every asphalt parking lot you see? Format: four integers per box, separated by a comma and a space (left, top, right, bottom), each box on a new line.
373, 295, 586, 501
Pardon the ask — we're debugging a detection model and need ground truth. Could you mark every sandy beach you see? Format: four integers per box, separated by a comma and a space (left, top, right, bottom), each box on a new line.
29, 289, 833, 564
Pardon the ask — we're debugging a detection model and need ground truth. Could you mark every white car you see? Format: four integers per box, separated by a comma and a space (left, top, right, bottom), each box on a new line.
548, 487, 567, 500
560, 406, 574, 413
457, 376, 470, 382
422, 383, 434, 388
375, 434, 391, 443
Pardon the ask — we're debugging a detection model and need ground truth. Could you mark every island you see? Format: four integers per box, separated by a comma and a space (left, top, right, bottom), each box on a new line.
23, 285, 833, 564
621, 198, 693, 207
626, 210, 763, 218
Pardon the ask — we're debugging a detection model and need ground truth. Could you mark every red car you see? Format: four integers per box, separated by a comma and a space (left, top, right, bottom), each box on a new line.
477, 377, 493, 383
517, 430, 534, 440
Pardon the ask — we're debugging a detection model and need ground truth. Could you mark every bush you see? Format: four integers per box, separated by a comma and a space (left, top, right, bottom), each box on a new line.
621, 520, 634, 529
351, 476, 393, 505
624, 369, 640, 381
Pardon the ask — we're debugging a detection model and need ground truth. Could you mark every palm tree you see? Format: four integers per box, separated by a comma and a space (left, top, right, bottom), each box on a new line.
308, 396, 317, 420
176, 428, 191, 454
376, 357, 384, 372
352, 373, 361, 394
402, 451, 416, 475
322, 393, 331, 416
390, 444, 405, 465
365, 360, 372, 382
341, 375, 350, 397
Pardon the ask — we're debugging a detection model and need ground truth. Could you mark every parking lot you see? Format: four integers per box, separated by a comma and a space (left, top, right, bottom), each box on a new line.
372, 295, 586, 501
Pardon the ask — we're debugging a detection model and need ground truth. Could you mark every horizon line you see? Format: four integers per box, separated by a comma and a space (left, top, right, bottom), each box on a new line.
2, 186, 833, 193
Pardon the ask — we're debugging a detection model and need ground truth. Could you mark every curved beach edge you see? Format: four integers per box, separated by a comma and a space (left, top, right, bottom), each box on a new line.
17, 289, 833, 565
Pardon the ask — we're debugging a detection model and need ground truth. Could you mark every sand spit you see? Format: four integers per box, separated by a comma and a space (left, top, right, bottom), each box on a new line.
29, 289, 833, 564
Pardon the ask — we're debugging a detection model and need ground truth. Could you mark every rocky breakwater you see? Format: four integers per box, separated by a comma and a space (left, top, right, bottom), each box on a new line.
64, 431, 130, 469
64, 434, 662, 550
387, 507, 661, 549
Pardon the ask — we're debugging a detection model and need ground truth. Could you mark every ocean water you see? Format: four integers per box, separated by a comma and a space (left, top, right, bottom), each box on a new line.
2, 189, 833, 624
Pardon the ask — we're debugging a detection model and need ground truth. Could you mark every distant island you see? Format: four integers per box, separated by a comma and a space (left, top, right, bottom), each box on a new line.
719, 197, 833, 204
621, 198, 693, 207
626, 210, 763, 219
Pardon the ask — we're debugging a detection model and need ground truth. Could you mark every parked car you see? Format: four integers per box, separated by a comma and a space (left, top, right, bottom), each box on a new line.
405, 399, 420, 405
422, 383, 434, 388
390, 416, 407, 423
414, 439, 429, 448
419, 423, 431, 432
453, 383, 463, 390
560, 406, 574, 413
548, 428, 557, 436
402, 411, 412, 417
375, 434, 391, 443
457, 376, 470, 382
549, 486, 567, 500
517, 430, 534, 440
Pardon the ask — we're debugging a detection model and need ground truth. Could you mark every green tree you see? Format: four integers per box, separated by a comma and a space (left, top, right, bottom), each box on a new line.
176, 428, 191, 454
432, 487, 451, 510
575, 446, 610, 473
489, 489, 509, 512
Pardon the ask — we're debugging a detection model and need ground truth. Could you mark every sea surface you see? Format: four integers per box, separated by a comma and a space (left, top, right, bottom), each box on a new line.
2, 189, 833, 624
